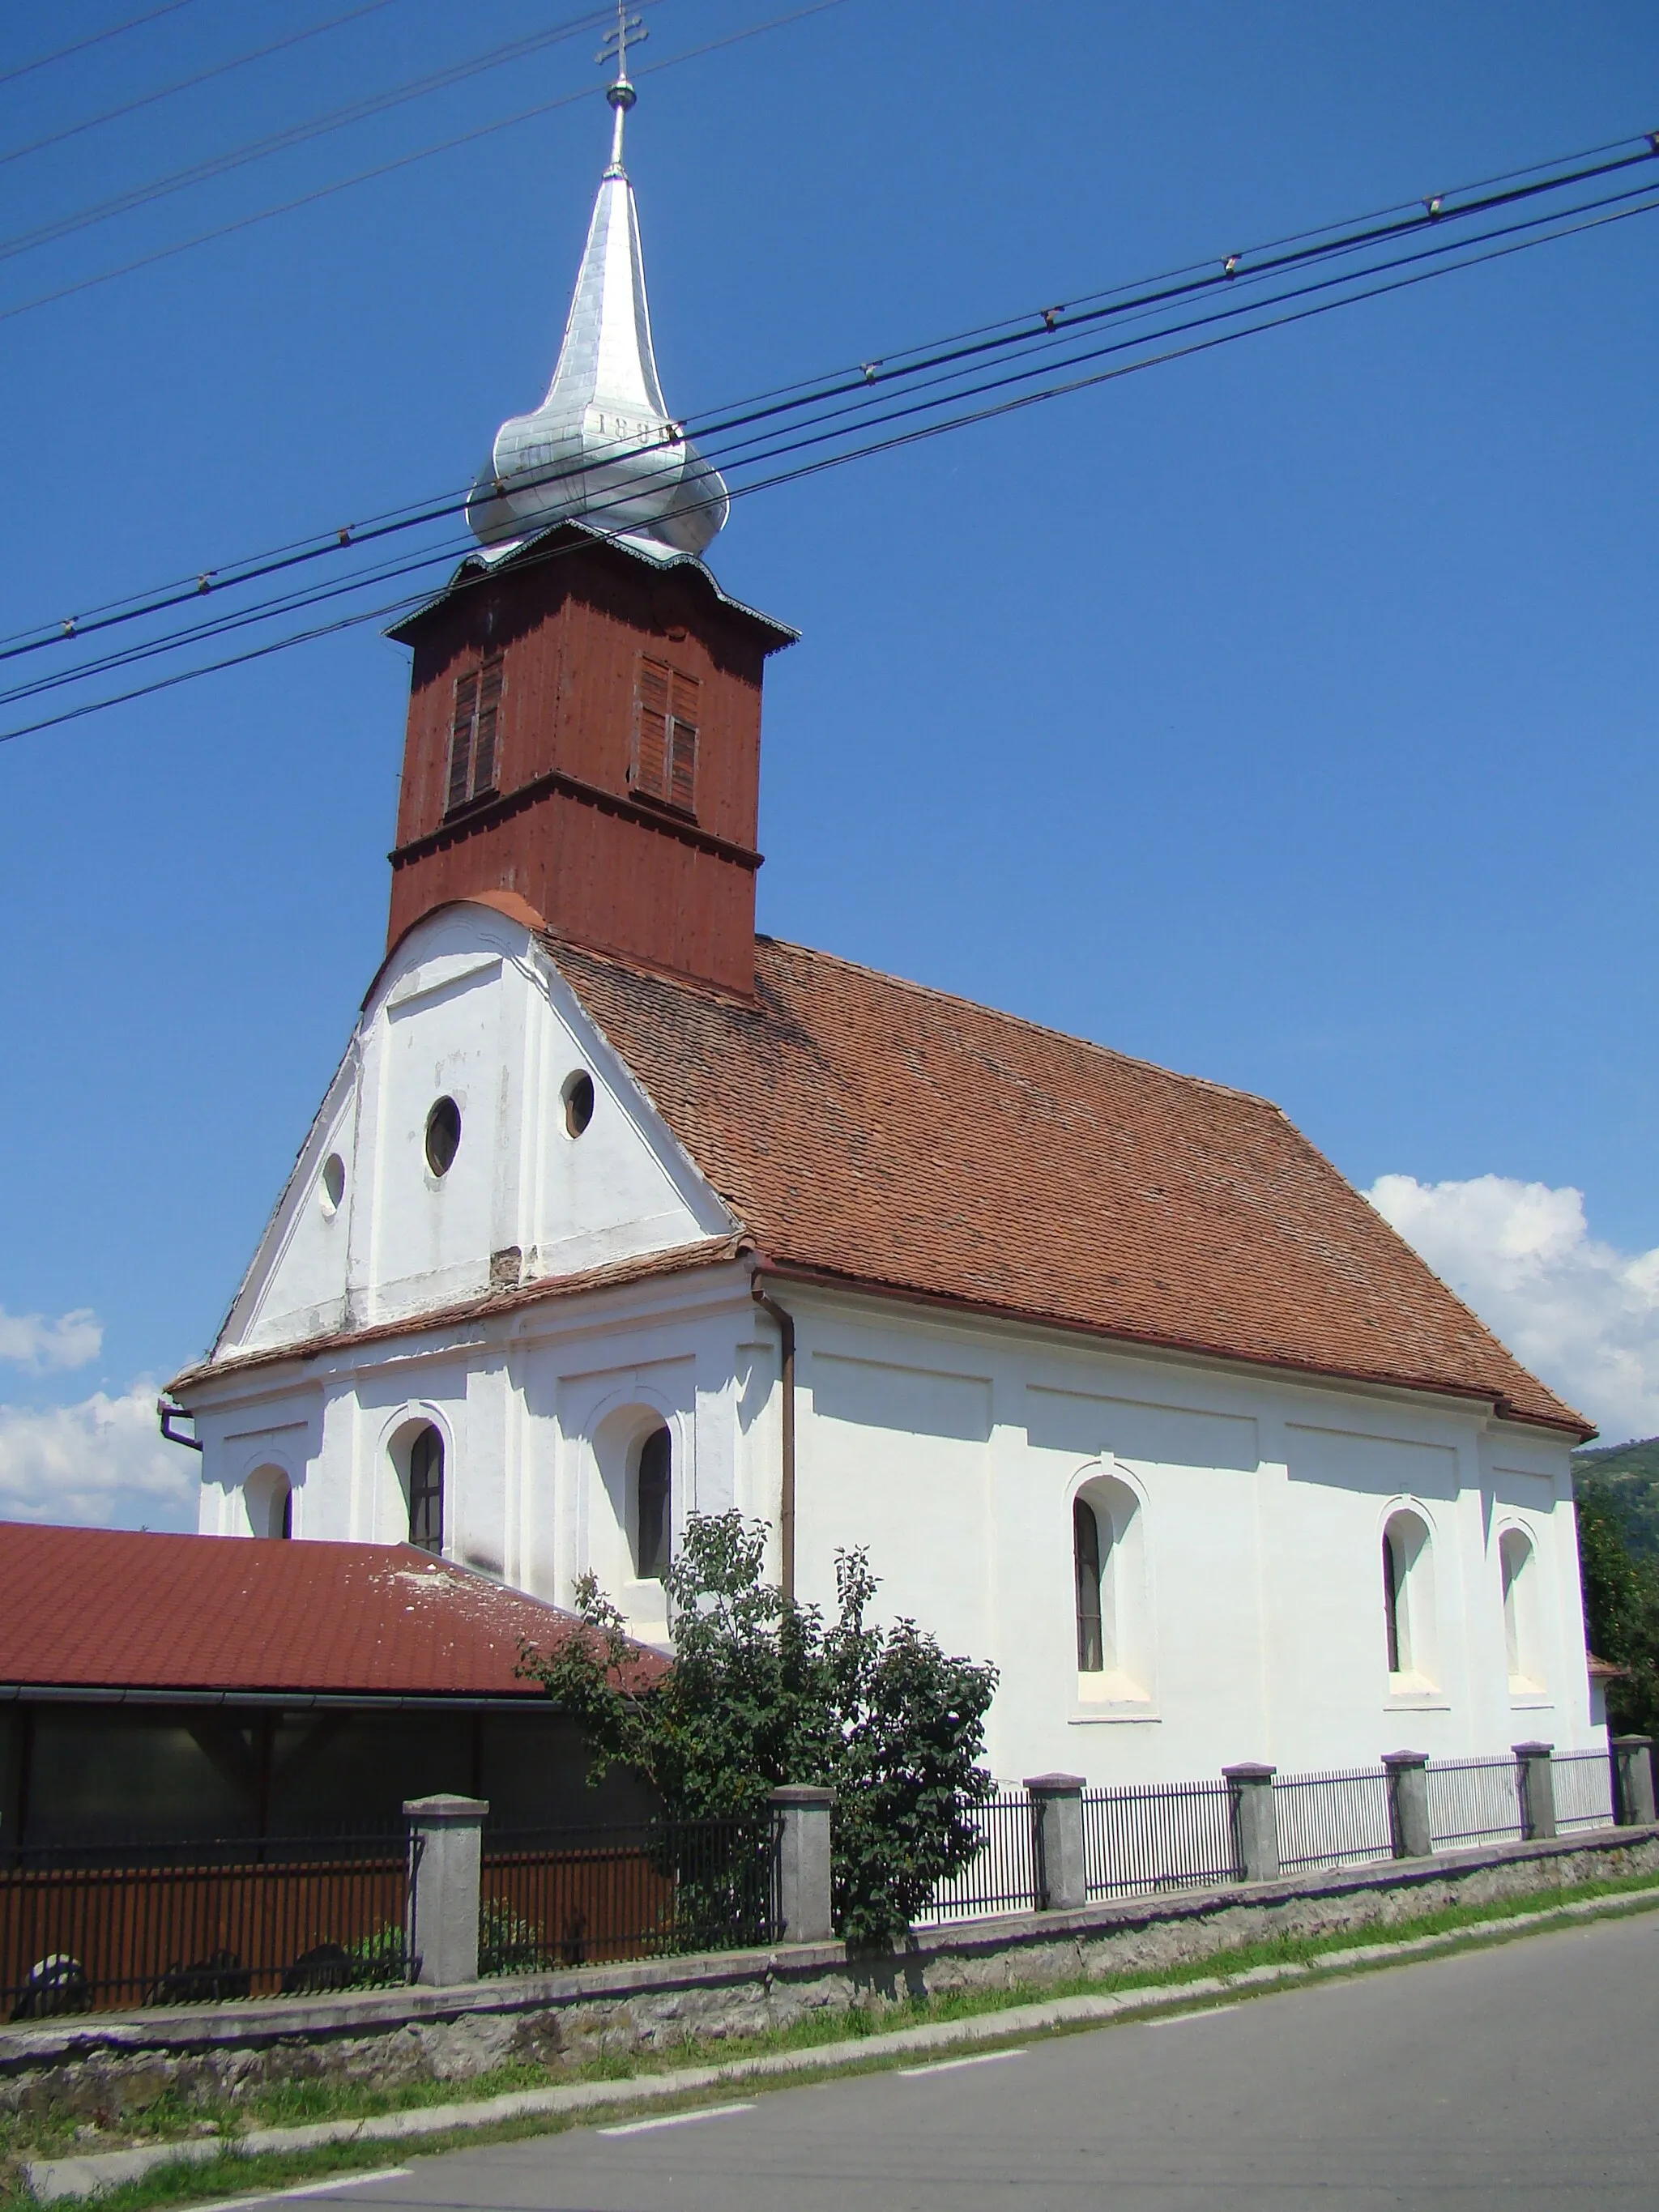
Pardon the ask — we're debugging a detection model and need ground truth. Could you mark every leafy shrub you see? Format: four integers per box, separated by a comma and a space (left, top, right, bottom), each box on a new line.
519, 1512, 998, 1947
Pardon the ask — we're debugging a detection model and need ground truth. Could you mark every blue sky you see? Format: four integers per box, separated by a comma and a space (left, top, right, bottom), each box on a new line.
2, 0, 1657, 1524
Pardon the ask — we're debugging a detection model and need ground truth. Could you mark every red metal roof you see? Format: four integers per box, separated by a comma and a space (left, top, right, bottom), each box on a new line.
0, 1525, 662, 1699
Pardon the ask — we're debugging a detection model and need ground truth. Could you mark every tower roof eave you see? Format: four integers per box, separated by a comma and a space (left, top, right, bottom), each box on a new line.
384, 518, 799, 653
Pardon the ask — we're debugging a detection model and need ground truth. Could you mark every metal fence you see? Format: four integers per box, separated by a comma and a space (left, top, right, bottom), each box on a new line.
4, 1743, 1637, 2014
1, 1835, 407, 2020
913, 1793, 1037, 1927
477, 1814, 778, 1969
1425, 1757, 1524, 1849
1082, 1781, 1238, 1899
1552, 1750, 1616, 1834
1272, 1767, 1397, 1872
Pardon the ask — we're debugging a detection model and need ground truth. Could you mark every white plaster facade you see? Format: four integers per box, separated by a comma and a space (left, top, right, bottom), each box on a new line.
176, 904, 1597, 1788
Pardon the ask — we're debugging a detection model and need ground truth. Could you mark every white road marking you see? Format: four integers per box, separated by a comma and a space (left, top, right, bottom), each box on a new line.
1146, 2005, 1239, 2026
598, 2102, 755, 2137
897, 2050, 1026, 2077
168, 2168, 413, 2212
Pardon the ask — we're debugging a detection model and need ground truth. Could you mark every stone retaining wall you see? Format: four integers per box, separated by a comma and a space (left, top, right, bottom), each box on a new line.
4, 1826, 1656, 2135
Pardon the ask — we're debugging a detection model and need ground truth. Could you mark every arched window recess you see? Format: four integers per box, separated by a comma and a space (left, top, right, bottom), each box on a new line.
1070, 1469, 1152, 1704
1381, 1507, 1438, 1693
1499, 1526, 1545, 1695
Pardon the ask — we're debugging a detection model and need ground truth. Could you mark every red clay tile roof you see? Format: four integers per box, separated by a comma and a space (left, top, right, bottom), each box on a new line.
0, 1526, 663, 1698
553, 934, 1587, 1438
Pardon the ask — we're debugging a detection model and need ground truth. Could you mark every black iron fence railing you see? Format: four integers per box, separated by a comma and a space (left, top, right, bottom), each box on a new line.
912, 1793, 1036, 1926
477, 1814, 778, 1971
1082, 1781, 1238, 1899
1, 1834, 408, 2019
1551, 1749, 1616, 1833
1273, 1768, 1395, 1872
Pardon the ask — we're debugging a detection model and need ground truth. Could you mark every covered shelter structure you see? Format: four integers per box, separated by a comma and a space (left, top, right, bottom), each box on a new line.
0, 1526, 659, 1853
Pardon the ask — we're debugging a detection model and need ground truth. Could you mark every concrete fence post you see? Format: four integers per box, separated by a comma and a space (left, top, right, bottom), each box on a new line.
770, 1786, 835, 1943
1512, 1743, 1556, 1843
1383, 1751, 1431, 1859
1223, 1763, 1279, 1884
1610, 1736, 1657, 1826
1025, 1773, 1087, 1912
403, 1794, 488, 1987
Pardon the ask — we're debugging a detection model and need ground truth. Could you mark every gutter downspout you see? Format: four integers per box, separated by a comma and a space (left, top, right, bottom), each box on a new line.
158, 1399, 203, 1452
750, 1273, 796, 1604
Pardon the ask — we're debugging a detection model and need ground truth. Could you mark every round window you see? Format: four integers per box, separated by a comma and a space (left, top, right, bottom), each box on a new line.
320, 1153, 346, 1215
424, 1097, 462, 1177
563, 1070, 595, 1138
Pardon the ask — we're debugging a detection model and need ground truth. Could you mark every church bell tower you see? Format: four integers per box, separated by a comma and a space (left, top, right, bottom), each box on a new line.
385, 14, 794, 997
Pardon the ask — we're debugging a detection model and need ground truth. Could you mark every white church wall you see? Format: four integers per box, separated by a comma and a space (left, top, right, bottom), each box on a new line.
194, 1385, 321, 1538
365, 949, 511, 1321
183, 1248, 1594, 1788
800, 1349, 996, 1669
771, 1285, 1593, 1787
212, 907, 732, 1361
1487, 1448, 1586, 1737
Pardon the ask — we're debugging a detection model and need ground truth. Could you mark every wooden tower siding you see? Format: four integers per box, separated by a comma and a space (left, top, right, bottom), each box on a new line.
386, 533, 791, 995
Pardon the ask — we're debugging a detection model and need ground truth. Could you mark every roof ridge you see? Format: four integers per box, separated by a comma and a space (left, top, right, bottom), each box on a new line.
753, 936, 1282, 1110
548, 928, 1282, 1108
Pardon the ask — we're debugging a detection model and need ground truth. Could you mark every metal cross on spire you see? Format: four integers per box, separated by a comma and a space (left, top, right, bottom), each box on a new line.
597, 2, 647, 174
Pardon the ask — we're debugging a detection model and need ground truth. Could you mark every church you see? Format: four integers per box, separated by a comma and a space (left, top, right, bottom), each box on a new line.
165, 47, 1601, 1790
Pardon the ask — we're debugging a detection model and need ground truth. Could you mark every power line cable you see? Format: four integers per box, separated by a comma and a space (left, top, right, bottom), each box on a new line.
6, 173, 1655, 745
0, 0, 201, 92
0, 0, 848, 326
19, 164, 1659, 710
0, 0, 410, 172
0, 2, 644, 266
5, 124, 1652, 668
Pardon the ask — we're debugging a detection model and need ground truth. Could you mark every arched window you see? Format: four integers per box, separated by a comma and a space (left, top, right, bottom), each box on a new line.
408, 1426, 444, 1554
247, 1466, 293, 1541
1074, 1497, 1104, 1672
1500, 1528, 1542, 1692
1070, 1473, 1151, 1699
1382, 1509, 1436, 1687
634, 1425, 672, 1582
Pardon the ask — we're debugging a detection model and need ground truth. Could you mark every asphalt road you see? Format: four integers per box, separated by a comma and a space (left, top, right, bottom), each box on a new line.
323, 1911, 1659, 2210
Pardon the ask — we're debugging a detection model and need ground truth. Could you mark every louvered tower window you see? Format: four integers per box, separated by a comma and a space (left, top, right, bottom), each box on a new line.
446, 652, 504, 814
632, 655, 699, 815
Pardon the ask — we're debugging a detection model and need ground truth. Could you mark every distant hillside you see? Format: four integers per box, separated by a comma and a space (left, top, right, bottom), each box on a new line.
1572, 1436, 1659, 1562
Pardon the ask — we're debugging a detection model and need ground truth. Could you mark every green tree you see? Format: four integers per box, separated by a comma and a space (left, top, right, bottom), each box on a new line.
1576, 1481, 1659, 1738
520, 1511, 999, 1946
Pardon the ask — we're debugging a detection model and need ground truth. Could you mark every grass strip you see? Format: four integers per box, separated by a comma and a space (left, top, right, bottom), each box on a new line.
6, 1866, 1658, 2212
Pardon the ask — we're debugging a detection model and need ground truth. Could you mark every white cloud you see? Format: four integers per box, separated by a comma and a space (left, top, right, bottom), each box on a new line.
0, 1382, 198, 1530
1367, 1174, 1659, 1446
0, 1305, 103, 1371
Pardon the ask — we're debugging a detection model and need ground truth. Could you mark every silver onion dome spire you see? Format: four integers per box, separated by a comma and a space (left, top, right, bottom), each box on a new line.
465, 6, 729, 559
